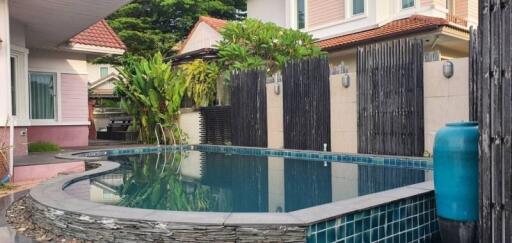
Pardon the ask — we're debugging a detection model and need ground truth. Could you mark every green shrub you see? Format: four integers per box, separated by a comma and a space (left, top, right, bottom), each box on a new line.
28, 142, 61, 153
216, 19, 326, 75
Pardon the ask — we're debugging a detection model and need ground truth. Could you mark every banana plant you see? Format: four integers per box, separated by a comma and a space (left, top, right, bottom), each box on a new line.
115, 53, 187, 144
180, 60, 220, 107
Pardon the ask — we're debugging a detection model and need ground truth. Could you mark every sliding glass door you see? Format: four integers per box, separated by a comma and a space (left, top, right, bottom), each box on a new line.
29, 72, 56, 120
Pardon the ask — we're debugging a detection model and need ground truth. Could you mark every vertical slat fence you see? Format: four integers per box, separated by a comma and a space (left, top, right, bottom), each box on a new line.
476, 0, 512, 241
230, 69, 268, 147
356, 39, 424, 157
282, 57, 331, 151
199, 106, 232, 145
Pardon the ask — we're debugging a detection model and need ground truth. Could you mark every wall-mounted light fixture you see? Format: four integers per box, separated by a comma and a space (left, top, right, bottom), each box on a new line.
272, 72, 282, 95
443, 60, 454, 79
342, 74, 351, 88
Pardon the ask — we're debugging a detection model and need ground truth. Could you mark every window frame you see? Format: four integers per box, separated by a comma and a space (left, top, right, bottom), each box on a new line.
29, 71, 58, 121
352, 0, 366, 16
401, 0, 415, 9
100, 66, 109, 78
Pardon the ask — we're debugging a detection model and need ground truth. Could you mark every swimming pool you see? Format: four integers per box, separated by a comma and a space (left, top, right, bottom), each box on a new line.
64, 146, 432, 213
27, 145, 438, 242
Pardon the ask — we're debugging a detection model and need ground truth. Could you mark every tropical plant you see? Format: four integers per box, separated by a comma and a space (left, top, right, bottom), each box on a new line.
216, 19, 326, 75
180, 59, 220, 107
115, 53, 187, 144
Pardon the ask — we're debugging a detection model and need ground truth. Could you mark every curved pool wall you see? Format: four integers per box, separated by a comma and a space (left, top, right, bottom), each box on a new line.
27, 145, 439, 242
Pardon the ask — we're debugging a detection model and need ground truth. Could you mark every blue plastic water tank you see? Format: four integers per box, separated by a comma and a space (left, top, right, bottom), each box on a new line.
433, 121, 479, 221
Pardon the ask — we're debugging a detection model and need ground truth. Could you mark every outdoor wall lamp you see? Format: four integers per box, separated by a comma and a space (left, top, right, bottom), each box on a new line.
341, 74, 351, 88
274, 82, 281, 95
443, 60, 454, 79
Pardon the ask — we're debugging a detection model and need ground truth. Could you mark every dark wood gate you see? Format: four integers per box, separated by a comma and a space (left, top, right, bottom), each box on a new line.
282, 56, 331, 151
199, 106, 232, 145
356, 39, 424, 156
475, 0, 512, 241
230, 69, 268, 147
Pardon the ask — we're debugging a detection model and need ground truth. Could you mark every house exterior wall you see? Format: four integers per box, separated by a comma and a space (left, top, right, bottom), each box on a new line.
247, 0, 289, 28
87, 63, 118, 83
61, 74, 88, 122
180, 22, 223, 54
27, 125, 88, 148
0, 0, 10, 126
247, 0, 477, 39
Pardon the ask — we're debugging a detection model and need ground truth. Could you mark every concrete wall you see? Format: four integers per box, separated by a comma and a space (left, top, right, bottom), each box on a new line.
266, 83, 283, 149
423, 58, 469, 153
179, 111, 201, 145
330, 73, 358, 153
27, 125, 89, 148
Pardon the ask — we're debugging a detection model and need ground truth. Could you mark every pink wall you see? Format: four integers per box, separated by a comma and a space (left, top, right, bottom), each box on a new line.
61, 73, 88, 122
0, 126, 28, 157
28, 125, 88, 148
308, 0, 345, 28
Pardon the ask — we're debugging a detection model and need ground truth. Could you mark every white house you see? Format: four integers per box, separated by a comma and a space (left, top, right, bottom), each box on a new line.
0, 0, 129, 177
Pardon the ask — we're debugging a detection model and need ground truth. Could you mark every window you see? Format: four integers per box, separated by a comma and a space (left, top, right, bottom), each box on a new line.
353, 0, 365, 15
100, 66, 109, 78
297, 0, 305, 29
30, 72, 56, 120
402, 0, 415, 9
10, 57, 16, 116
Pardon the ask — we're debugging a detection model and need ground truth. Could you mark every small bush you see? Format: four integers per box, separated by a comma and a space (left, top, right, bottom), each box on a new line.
28, 142, 61, 153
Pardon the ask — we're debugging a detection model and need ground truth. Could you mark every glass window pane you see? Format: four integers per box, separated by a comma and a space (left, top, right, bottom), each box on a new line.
353, 0, 365, 15
100, 67, 109, 78
297, 0, 305, 29
30, 72, 55, 119
402, 0, 415, 9
10, 57, 16, 116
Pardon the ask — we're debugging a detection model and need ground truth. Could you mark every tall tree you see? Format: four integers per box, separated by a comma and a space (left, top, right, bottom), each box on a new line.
107, 0, 246, 59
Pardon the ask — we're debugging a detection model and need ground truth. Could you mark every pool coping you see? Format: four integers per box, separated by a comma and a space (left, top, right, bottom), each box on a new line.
56, 144, 433, 170
32, 147, 434, 227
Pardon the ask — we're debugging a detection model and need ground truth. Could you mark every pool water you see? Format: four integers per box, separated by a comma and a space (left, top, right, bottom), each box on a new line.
64, 150, 431, 213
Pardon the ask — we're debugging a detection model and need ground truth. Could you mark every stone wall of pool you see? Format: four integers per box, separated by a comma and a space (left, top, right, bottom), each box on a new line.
26, 145, 439, 242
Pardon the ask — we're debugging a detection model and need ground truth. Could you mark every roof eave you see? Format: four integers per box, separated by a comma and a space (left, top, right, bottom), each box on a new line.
63, 43, 125, 55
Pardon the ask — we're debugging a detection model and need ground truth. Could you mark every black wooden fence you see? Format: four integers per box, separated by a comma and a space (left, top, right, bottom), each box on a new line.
230, 69, 268, 147
282, 57, 331, 151
475, 0, 512, 241
356, 39, 424, 156
469, 27, 480, 122
199, 106, 232, 145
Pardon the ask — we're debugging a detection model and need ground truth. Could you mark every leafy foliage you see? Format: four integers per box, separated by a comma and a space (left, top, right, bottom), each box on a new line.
216, 19, 325, 74
115, 53, 187, 144
106, 0, 246, 59
27, 141, 61, 153
180, 60, 220, 107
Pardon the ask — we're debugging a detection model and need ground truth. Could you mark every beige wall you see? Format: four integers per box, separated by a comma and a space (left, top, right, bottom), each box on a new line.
87, 63, 118, 83
181, 22, 222, 54
424, 58, 469, 153
179, 111, 201, 145
330, 74, 358, 153
266, 83, 284, 149
247, 0, 289, 27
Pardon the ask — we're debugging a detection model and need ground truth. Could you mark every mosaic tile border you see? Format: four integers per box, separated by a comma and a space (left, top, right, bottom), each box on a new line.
306, 192, 439, 243
61, 144, 432, 170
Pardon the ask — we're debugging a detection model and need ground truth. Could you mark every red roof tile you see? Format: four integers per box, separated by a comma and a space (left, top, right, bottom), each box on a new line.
69, 20, 126, 50
199, 16, 228, 31
316, 15, 458, 51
